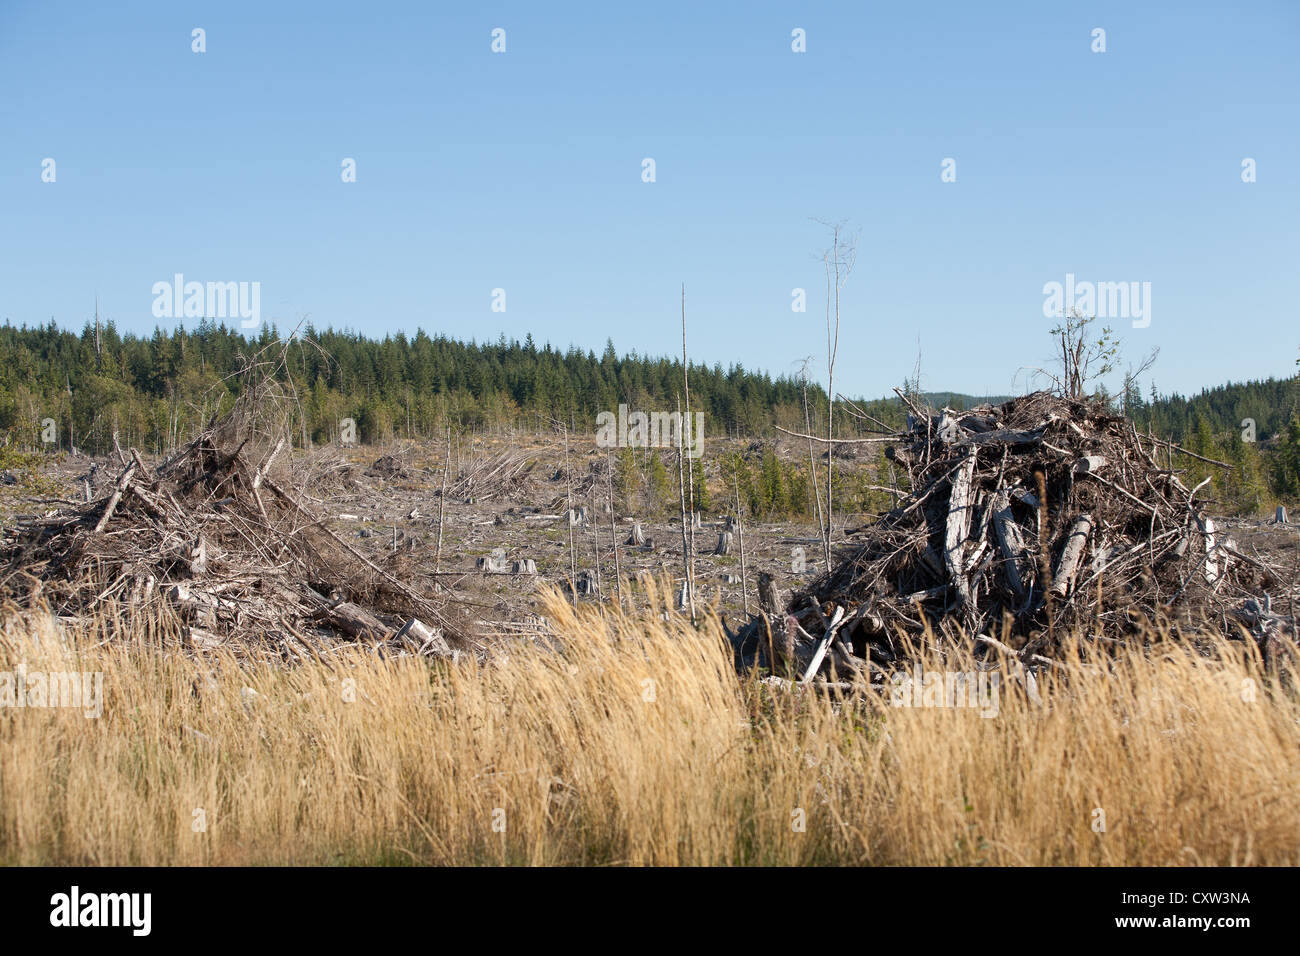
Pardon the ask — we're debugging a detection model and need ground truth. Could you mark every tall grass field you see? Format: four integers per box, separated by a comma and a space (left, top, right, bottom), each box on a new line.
1, 589, 1296, 866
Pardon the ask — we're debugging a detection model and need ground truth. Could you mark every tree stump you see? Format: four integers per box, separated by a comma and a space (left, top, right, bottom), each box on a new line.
757, 572, 782, 614
476, 551, 508, 573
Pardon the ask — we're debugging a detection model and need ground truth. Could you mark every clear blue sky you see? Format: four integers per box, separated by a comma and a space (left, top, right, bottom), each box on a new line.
2, 1, 1296, 400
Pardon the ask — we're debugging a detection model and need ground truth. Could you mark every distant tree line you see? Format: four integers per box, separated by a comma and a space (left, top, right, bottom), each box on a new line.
1124, 375, 1300, 509
0, 319, 824, 453
1, 318, 1297, 514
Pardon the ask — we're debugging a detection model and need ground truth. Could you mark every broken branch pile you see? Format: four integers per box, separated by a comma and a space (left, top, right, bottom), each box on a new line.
1, 424, 462, 661
447, 449, 538, 503
785, 390, 1287, 665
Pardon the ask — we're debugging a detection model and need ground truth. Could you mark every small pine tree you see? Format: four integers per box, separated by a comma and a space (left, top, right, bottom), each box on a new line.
758, 448, 786, 518
690, 458, 710, 513
786, 466, 809, 518
615, 445, 639, 511
646, 451, 670, 513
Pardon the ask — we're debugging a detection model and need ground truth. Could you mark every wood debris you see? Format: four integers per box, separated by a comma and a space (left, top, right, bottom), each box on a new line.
729, 391, 1293, 678
1, 407, 464, 660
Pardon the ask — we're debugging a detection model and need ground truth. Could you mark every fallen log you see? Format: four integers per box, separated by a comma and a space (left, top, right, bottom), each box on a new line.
394, 617, 454, 658
944, 448, 978, 608
1051, 514, 1092, 597
992, 489, 1029, 598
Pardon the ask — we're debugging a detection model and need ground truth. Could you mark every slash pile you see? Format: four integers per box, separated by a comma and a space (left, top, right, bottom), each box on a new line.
1, 421, 463, 661
787, 391, 1287, 665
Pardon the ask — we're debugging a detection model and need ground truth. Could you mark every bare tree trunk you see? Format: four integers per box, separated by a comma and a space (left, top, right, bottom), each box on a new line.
675, 395, 695, 624
681, 285, 697, 623
815, 221, 856, 572
590, 489, 603, 608
825, 254, 835, 572
565, 424, 577, 609
735, 471, 749, 616
799, 366, 825, 544
607, 456, 622, 608
434, 425, 450, 578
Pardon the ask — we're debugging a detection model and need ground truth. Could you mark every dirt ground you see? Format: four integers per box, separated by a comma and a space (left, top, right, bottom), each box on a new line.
3, 435, 1297, 643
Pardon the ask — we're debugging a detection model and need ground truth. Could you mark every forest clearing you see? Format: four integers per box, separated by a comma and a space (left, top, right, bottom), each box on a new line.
0, 340, 1296, 866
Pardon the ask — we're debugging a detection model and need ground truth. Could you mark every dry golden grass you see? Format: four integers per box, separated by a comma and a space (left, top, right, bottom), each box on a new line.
1, 587, 1296, 866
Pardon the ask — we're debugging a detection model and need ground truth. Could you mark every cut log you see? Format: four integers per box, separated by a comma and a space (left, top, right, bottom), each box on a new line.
954, 426, 1046, 448
992, 489, 1029, 598
1073, 455, 1107, 474
93, 459, 139, 533
1012, 488, 1039, 510
394, 618, 454, 658
944, 448, 978, 607
935, 413, 965, 444
885, 444, 913, 467
325, 602, 386, 641
188, 534, 208, 576
1051, 514, 1093, 597
1196, 514, 1219, 584
800, 605, 846, 682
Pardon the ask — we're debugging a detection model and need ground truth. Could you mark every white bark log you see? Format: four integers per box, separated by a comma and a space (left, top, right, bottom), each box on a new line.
944, 448, 978, 606
992, 489, 1028, 598
1052, 514, 1092, 597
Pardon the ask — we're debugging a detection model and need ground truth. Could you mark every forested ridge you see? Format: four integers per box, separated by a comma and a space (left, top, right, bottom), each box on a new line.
1, 319, 1298, 511
0, 319, 819, 448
